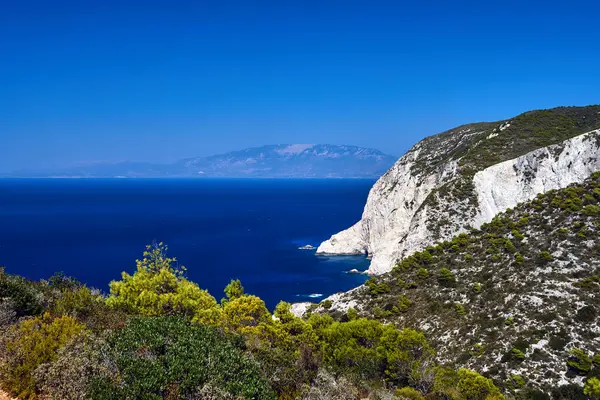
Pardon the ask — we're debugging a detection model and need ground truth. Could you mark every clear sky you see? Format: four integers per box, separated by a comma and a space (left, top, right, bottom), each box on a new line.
1, 0, 599, 171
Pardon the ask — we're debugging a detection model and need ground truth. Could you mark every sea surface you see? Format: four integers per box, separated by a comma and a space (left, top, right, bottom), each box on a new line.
0, 179, 372, 308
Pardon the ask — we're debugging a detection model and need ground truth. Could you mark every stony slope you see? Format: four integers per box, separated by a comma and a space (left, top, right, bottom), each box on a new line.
317, 105, 600, 274
316, 174, 600, 397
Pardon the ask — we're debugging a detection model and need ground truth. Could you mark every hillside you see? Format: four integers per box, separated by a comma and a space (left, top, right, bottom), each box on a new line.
4, 144, 396, 179
317, 105, 600, 274
315, 173, 600, 398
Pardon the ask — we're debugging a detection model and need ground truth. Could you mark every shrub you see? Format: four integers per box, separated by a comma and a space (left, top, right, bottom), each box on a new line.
584, 377, 600, 398
222, 279, 244, 303
398, 295, 412, 312
346, 307, 358, 321
90, 317, 274, 399
0, 314, 85, 398
511, 347, 525, 361
34, 332, 114, 400
0, 300, 16, 329
514, 253, 525, 264
0, 269, 43, 317
321, 318, 434, 385
537, 251, 553, 263
220, 294, 271, 335
456, 368, 503, 400
455, 303, 466, 316
472, 283, 482, 294
106, 243, 220, 324
365, 277, 391, 296
396, 386, 425, 399
416, 268, 429, 279
438, 268, 456, 286
576, 305, 597, 322
568, 348, 592, 374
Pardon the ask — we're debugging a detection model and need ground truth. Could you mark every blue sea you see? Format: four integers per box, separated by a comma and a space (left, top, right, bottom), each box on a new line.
0, 179, 372, 309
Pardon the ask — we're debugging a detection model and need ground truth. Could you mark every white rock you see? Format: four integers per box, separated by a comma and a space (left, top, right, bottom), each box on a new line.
318, 129, 600, 274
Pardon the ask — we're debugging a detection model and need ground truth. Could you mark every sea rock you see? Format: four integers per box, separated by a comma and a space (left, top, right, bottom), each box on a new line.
318, 120, 600, 274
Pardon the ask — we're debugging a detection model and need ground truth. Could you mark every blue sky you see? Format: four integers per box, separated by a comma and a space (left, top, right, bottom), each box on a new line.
1, 0, 599, 171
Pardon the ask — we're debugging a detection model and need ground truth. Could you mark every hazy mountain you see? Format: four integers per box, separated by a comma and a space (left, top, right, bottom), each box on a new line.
2, 144, 396, 179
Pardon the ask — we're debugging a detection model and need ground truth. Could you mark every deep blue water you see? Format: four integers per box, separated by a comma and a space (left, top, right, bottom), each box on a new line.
0, 179, 371, 309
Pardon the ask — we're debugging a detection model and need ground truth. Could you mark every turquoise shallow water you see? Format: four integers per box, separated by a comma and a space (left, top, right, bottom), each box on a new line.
0, 178, 371, 308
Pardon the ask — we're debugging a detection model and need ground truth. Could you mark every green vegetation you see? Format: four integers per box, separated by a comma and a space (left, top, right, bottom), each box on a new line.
336, 173, 600, 397
0, 244, 507, 399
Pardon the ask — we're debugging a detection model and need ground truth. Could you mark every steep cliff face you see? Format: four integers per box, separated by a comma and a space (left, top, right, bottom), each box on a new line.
317, 106, 600, 274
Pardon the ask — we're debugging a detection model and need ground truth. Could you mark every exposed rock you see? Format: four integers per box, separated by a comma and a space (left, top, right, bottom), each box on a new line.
318, 106, 600, 274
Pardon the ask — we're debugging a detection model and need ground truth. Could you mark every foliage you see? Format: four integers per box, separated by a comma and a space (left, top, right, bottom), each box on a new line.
223, 278, 245, 302
567, 348, 592, 374
438, 268, 456, 286
0, 268, 43, 317
398, 295, 412, 312
585, 377, 600, 398
34, 332, 114, 400
0, 313, 85, 399
321, 318, 434, 386
396, 386, 425, 399
221, 294, 271, 335
365, 277, 391, 296
90, 317, 275, 400
455, 368, 504, 400
106, 243, 220, 324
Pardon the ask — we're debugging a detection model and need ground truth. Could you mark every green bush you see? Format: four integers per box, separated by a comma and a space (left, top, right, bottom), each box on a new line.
584, 377, 600, 398
0, 269, 43, 318
396, 386, 425, 399
321, 318, 434, 385
568, 348, 592, 374
365, 277, 391, 296
456, 368, 503, 399
537, 251, 553, 263
455, 303, 466, 316
90, 317, 275, 399
398, 295, 412, 312
0, 314, 85, 398
416, 268, 429, 279
438, 268, 456, 286
106, 243, 220, 324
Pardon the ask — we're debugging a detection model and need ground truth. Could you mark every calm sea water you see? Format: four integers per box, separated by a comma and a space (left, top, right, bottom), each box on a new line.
0, 179, 371, 308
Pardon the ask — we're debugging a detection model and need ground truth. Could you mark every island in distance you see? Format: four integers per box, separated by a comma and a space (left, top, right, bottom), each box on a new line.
6, 144, 397, 179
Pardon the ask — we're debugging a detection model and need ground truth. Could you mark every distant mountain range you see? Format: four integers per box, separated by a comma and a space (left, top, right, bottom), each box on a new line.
5, 144, 396, 179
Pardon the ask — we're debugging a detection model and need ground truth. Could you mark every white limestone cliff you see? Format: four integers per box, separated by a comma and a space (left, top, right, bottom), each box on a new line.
317, 129, 600, 274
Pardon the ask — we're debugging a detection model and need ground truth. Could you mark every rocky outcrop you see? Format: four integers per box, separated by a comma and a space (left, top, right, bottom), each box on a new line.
318, 123, 600, 274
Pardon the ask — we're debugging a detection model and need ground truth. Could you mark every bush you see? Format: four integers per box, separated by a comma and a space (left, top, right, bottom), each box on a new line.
537, 251, 553, 264
438, 268, 456, 286
34, 332, 114, 400
398, 295, 412, 312
416, 268, 429, 279
567, 348, 592, 374
455, 303, 466, 316
365, 277, 391, 296
0, 269, 43, 318
455, 368, 503, 400
90, 317, 275, 399
0, 314, 85, 398
585, 377, 600, 398
396, 386, 425, 399
106, 243, 220, 324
